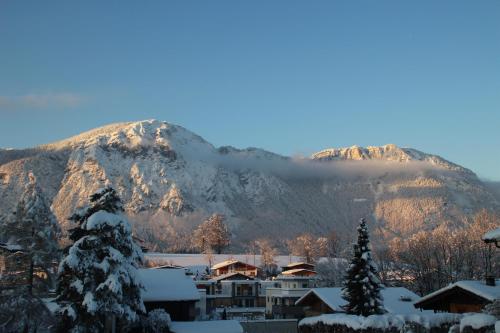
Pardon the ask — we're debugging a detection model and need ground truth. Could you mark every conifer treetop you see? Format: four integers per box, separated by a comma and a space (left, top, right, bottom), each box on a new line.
341, 218, 385, 316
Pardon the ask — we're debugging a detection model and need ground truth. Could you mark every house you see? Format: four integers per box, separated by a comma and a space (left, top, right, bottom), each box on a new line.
211, 260, 260, 277
265, 274, 319, 319
483, 227, 500, 248
282, 262, 315, 273
196, 273, 275, 317
139, 268, 201, 321
414, 279, 500, 313
295, 287, 426, 317
0, 242, 30, 288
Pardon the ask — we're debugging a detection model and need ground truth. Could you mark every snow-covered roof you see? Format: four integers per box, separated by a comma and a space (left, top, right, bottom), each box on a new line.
281, 268, 317, 276
169, 320, 243, 333
416, 280, 500, 305
212, 259, 257, 270
284, 262, 314, 268
0, 242, 23, 253
296, 287, 425, 314
210, 272, 254, 282
483, 227, 500, 242
212, 260, 240, 269
139, 268, 200, 302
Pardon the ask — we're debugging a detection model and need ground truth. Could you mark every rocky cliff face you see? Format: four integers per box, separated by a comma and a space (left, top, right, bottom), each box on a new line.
1, 120, 498, 250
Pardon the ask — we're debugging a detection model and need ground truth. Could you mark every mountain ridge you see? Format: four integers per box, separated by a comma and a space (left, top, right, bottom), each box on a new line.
1, 120, 498, 251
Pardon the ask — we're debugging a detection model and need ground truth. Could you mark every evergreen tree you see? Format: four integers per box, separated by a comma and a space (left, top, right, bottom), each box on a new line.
0, 172, 60, 292
341, 218, 385, 316
56, 187, 145, 332
0, 172, 60, 332
0, 290, 55, 333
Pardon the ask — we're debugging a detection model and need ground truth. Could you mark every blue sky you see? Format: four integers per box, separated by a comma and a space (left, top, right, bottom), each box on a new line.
1, 1, 499, 180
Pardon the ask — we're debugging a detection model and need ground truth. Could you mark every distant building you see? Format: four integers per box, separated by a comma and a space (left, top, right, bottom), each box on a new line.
211, 260, 260, 278
265, 274, 318, 319
0, 242, 29, 288
139, 268, 201, 321
414, 279, 500, 313
295, 287, 426, 317
482, 227, 500, 248
282, 262, 315, 273
196, 273, 276, 319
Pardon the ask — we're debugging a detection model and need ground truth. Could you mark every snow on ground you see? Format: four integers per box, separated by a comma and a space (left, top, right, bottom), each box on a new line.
139, 268, 200, 302
460, 314, 497, 331
169, 320, 243, 333
299, 313, 462, 330
145, 253, 305, 270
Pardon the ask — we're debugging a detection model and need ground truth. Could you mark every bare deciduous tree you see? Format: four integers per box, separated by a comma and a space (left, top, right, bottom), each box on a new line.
192, 214, 231, 254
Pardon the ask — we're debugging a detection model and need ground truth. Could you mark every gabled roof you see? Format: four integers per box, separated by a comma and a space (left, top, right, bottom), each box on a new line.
139, 268, 200, 302
281, 268, 317, 276
153, 264, 184, 269
284, 262, 315, 268
212, 260, 239, 269
0, 242, 23, 253
415, 280, 500, 307
296, 287, 425, 314
210, 272, 254, 282
211, 260, 258, 270
483, 227, 500, 242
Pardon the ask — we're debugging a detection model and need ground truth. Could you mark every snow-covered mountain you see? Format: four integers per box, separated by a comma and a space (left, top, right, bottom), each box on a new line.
1, 120, 498, 250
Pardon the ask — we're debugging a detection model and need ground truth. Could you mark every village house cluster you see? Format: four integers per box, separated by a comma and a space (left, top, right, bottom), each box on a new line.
134, 254, 499, 333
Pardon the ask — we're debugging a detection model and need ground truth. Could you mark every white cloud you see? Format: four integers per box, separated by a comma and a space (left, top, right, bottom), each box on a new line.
0, 92, 85, 110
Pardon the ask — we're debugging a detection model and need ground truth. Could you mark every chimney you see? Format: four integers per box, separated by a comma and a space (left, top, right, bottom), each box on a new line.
485, 275, 496, 286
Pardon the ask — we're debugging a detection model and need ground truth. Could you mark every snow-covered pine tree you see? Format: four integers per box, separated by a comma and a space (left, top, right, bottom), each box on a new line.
0, 172, 60, 332
0, 172, 60, 292
56, 187, 145, 332
341, 218, 385, 316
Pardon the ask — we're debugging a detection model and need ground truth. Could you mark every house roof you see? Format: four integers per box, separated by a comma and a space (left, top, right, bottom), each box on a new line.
0, 242, 23, 253
296, 287, 425, 314
483, 227, 500, 242
139, 268, 200, 302
170, 320, 243, 333
284, 262, 315, 268
211, 259, 257, 270
153, 264, 184, 269
415, 280, 500, 307
281, 268, 317, 276
210, 272, 254, 282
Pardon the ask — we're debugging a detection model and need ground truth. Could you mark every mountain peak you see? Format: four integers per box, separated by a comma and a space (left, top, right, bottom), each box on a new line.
312, 144, 414, 161
311, 144, 472, 174
41, 120, 212, 152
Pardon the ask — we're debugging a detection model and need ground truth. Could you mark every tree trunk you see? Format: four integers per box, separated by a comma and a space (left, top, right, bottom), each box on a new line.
28, 257, 34, 296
